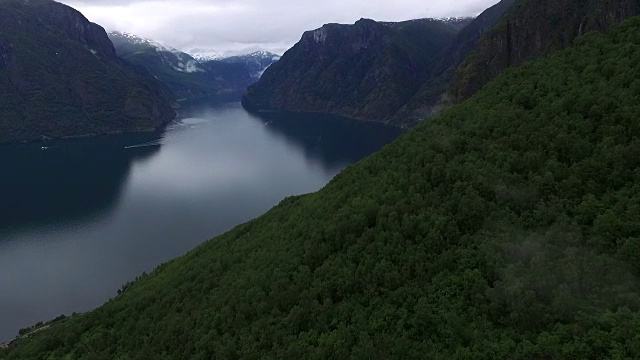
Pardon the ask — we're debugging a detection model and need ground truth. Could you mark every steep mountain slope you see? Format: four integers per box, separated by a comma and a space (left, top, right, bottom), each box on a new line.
0, 0, 175, 143
448, 0, 640, 103
198, 59, 258, 98
109, 32, 254, 101
219, 51, 281, 79
393, 0, 516, 125
5, 15, 640, 360
242, 18, 471, 123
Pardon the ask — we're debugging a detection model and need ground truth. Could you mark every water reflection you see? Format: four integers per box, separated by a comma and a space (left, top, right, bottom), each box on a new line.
0, 133, 162, 237
0, 103, 401, 341
253, 111, 404, 171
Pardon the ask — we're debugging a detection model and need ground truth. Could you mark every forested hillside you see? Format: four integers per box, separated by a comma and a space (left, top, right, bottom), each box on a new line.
0, 0, 175, 143
393, 0, 516, 124
448, 0, 640, 104
4, 14, 640, 360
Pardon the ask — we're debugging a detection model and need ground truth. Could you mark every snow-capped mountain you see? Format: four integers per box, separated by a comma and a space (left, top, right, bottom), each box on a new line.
192, 53, 225, 62
110, 31, 175, 52
109, 32, 204, 74
218, 51, 281, 79
108, 32, 279, 101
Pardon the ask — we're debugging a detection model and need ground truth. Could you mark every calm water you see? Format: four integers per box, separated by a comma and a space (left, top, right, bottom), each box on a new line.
0, 102, 402, 341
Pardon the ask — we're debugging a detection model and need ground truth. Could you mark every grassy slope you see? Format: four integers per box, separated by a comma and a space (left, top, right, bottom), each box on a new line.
5, 15, 640, 360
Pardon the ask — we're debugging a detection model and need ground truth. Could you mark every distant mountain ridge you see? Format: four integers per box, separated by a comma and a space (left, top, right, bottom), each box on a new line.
109, 32, 280, 101
219, 51, 282, 79
110, 32, 205, 74
0, 0, 176, 143
242, 17, 473, 126
244, 0, 640, 127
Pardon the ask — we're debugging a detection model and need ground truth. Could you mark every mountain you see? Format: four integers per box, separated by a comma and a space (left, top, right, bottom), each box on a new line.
447, 0, 640, 104
109, 33, 276, 101
242, 18, 472, 124
109, 32, 204, 75
219, 51, 281, 78
197, 59, 259, 99
243, 0, 640, 128
192, 53, 225, 62
6, 12, 640, 360
0, 0, 175, 143
109, 32, 228, 101
393, 0, 517, 125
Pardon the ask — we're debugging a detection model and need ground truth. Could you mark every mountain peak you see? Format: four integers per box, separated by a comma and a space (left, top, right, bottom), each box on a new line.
109, 31, 176, 52
244, 17, 472, 122
0, 0, 175, 142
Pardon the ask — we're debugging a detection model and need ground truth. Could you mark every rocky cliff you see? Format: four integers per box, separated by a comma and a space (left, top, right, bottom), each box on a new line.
242, 18, 471, 124
448, 0, 640, 103
392, 0, 516, 125
0, 0, 176, 143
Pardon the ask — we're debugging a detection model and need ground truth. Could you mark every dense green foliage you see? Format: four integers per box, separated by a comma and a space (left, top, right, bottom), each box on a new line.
245, 0, 640, 128
243, 18, 471, 126
393, 0, 516, 124
448, 0, 640, 104
0, 0, 175, 143
5, 14, 640, 360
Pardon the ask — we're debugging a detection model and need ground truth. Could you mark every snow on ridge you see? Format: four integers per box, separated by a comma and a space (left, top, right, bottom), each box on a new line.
192, 50, 280, 62
382, 17, 474, 27
434, 16, 474, 22
232, 51, 281, 60
110, 31, 177, 52
193, 53, 225, 62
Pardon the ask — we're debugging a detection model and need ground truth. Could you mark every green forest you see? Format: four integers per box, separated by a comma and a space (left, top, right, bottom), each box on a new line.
0, 0, 175, 143
4, 14, 640, 360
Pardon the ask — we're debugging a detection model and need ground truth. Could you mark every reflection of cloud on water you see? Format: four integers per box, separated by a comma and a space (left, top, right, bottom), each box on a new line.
165, 118, 210, 131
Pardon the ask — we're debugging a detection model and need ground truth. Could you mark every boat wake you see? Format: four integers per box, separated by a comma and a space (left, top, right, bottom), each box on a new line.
124, 139, 163, 149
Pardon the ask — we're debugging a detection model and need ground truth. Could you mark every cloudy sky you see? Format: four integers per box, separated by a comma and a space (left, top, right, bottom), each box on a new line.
60, 0, 501, 57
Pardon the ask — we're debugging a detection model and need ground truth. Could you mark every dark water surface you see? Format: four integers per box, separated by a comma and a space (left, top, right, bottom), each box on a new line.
0, 103, 402, 341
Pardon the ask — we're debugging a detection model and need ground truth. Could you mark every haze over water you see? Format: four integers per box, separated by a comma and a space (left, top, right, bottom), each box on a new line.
0, 102, 402, 341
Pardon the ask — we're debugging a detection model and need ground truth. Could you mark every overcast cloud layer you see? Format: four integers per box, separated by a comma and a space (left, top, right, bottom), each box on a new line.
60, 0, 501, 57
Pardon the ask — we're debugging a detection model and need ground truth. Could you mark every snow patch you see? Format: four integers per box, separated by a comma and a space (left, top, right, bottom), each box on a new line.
111, 32, 177, 52
191, 51, 225, 62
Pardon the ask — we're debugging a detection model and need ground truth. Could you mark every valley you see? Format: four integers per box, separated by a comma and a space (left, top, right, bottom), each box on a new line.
0, 102, 401, 343
2, 0, 640, 358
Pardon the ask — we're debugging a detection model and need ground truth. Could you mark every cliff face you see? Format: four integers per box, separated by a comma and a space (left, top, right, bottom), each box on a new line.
7, 15, 640, 359
0, 0, 176, 143
448, 0, 640, 103
243, 0, 639, 128
392, 0, 516, 126
242, 18, 470, 124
